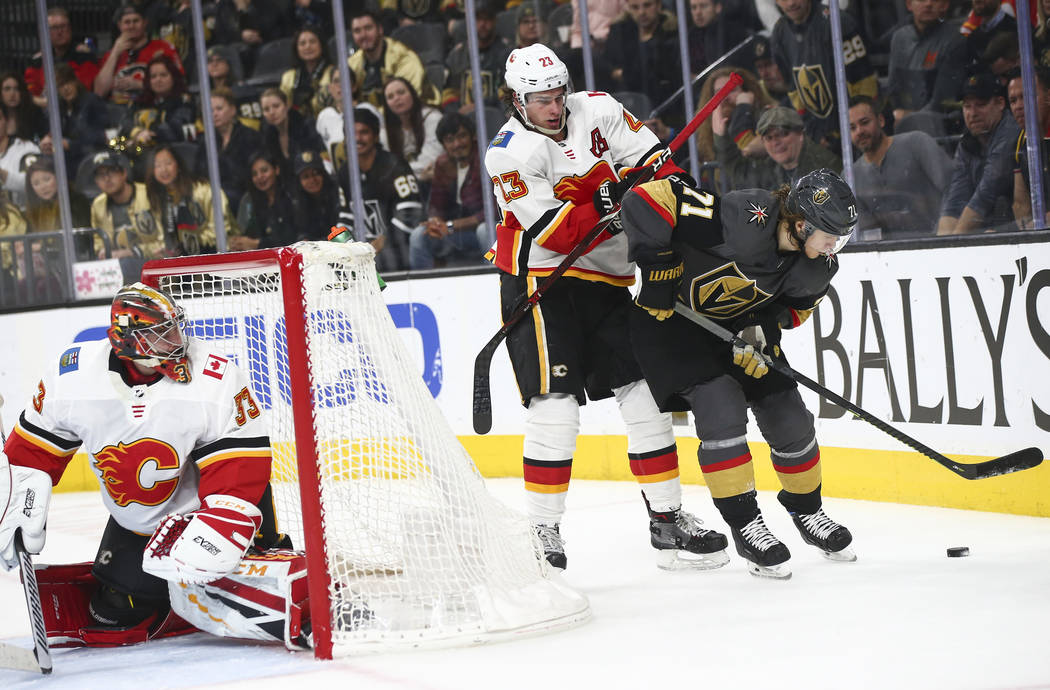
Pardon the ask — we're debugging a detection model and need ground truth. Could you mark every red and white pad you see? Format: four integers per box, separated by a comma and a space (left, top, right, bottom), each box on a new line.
143, 494, 262, 585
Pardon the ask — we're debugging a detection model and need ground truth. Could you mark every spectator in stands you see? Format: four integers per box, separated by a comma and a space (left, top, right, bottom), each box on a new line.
315, 71, 383, 169
444, 2, 512, 113
770, 0, 877, 151
40, 64, 110, 175
714, 104, 840, 189
145, 144, 237, 254
688, 0, 754, 74
120, 54, 196, 146
291, 149, 347, 242
349, 10, 440, 109
382, 77, 443, 182
410, 112, 488, 270
95, 5, 184, 105
605, 0, 683, 115
24, 7, 99, 107
23, 155, 92, 234
88, 150, 159, 259
280, 27, 336, 119
958, 0, 1017, 69
291, 0, 334, 39
570, 0, 626, 54
335, 108, 423, 272
1008, 69, 1050, 229
848, 95, 953, 239
0, 189, 30, 302
233, 151, 298, 249
696, 67, 775, 168
750, 35, 790, 104
2, 73, 48, 143
982, 32, 1020, 84
0, 107, 41, 209
208, 87, 263, 214
1036, 0, 1050, 69
207, 45, 244, 91
260, 87, 326, 183
515, 3, 552, 49
937, 70, 1020, 234
887, 0, 964, 124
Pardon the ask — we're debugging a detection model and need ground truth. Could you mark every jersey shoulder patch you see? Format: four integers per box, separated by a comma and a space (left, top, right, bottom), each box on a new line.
490, 130, 515, 148
59, 346, 81, 374
201, 353, 230, 381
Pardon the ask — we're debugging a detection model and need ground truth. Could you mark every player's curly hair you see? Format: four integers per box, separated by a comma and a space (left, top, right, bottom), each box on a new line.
772, 183, 807, 249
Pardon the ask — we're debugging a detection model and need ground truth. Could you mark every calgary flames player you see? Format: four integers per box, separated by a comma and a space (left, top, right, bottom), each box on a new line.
0, 283, 313, 649
484, 43, 727, 571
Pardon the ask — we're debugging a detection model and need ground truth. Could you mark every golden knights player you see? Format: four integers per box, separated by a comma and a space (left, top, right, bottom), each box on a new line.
612, 168, 858, 579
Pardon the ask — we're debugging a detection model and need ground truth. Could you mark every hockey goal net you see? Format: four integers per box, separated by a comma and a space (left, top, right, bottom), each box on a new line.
141, 241, 589, 657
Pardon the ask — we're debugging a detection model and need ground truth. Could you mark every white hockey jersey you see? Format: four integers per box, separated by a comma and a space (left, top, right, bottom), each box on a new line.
3, 338, 272, 535
483, 91, 674, 285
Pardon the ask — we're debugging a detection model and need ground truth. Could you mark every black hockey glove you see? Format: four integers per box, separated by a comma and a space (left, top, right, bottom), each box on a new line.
593, 179, 629, 234
635, 248, 683, 321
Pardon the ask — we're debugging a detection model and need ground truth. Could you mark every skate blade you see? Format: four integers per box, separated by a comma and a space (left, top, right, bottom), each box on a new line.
821, 546, 857, 562
746, 561, 792, 580
656, 548, 730, 571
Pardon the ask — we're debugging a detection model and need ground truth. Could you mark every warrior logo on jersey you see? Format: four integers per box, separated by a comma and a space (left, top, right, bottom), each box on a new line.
792, 64, 833, 119
688, 262, 772, 318
94, 438, 181, 507
552, 160, 617, 206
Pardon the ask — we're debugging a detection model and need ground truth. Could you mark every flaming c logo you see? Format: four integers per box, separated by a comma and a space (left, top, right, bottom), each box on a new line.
552, 161, 617, 207
93, 439, 181, 507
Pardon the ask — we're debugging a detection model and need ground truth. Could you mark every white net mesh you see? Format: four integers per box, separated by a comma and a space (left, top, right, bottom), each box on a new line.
151, 242, 588, 654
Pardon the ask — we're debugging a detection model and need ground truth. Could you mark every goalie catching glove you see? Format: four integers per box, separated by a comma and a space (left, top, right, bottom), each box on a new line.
143, 494, 262, 584
0, 461, 52, 570
635, 248, 683, 321
732, 325, 772, 379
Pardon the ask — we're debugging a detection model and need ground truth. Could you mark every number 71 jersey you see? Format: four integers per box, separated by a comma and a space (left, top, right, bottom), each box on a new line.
5, 338, 272, 535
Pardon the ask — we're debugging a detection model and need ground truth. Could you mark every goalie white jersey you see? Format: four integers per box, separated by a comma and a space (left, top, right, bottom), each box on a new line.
3, 338, 272, 535
484, 91, 670, 285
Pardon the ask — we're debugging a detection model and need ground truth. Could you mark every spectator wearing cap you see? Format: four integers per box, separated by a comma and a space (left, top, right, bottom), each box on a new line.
0, 106, 41, 209
515, 3, 553, 49
848, 95, 953, 238
886, 0, 964, 123
335, 107, 424, 272
348, 10, 441, 110
95, 5, 184, 105
751, 35, 790, 105
444, 2, 512, 113
687, 0, 754, 74
715, 104, 840, 190
87, 151, 159, 259
291, 149, 348, 242
605, 0, 683, 115
937, 70, 1020, 234
24, 7, 99, 107
1008, 68, 1050, 229
40, 63, 110, 175
410, 112, 488, 270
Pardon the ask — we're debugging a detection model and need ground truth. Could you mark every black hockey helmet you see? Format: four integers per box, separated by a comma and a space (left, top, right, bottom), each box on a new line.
785, 168, 857, 254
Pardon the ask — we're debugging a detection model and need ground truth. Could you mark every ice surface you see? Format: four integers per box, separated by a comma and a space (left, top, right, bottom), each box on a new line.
2, 479, 1048, 690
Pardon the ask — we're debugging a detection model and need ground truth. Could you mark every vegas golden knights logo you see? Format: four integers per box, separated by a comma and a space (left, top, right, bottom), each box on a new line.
689, 263, 772, 318
792, 64, 833, 119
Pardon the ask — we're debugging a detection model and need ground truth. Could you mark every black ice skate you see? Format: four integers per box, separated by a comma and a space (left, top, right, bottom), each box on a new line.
533, 522, 567, 570
790, 508, 856, 562
730, 514, 792, 579
649, 507, 729, 571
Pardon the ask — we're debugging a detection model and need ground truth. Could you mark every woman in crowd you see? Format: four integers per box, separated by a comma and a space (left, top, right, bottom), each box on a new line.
260, 87, 326, 181
315, 71, 383, 168
145, 144, 237, 256
0, 189, 35, 305
695, 67, 774, 189
41, 63, 110, 175
0, 107, 41, 209
382, 77, 442, 183
23, 156, 92, 233
207, 44, 245, 90
2, 73, 48, 143
280, 26, 336, 119
291, 149, 347, 242
121, 54, 196, 147
233, 151, 297, 250
209, 87, 263, 214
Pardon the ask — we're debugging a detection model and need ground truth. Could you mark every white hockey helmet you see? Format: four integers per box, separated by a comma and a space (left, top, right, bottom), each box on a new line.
505, 44, 572, 134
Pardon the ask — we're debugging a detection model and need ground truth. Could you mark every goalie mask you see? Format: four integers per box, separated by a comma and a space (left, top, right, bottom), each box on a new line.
505, 44, 572, 136
784, 168, 858, 257
108, 282, 191, 382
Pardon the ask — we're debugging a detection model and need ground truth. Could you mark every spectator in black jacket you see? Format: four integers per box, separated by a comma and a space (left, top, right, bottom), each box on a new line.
261, 88, 326, 184
207, 87, 263, 214
40, 64, 110, 175
291, 149, 346, 241
120, 54, 195, 146
232, 151, 298, 250
604, 0, 683, 122
1, 72, 48, 144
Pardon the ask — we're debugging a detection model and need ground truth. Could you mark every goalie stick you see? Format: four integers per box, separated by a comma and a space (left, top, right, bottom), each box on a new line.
472, 72, 744, 434
0, 395, 53, 674
671, 304, 1044, 481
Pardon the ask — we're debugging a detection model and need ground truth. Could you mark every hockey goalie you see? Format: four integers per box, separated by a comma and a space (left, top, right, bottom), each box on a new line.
0, 283, 321, 650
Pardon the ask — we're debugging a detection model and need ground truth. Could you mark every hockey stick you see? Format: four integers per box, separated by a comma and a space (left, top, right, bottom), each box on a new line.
648, 34, 755, 120
671, 303, 1045, 480
0, 396, 52, 674
472, 73, 744, 434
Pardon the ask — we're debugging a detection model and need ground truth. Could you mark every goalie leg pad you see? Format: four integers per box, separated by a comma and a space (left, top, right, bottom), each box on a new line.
613, 379, 681, 513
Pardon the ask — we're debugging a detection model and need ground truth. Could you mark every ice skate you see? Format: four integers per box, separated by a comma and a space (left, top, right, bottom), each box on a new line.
730, 514, 792, 579
790, 507, 856, 562
649, 507, 729, 571
533, 522, 567, 570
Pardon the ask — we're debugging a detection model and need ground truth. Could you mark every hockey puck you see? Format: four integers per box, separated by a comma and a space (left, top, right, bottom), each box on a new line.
946, 546, 970, 557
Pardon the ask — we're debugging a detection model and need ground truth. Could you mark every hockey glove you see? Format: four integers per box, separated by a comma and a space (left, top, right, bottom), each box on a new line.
0, 461, 52, 571
143, 494, 262, 585
593, 179, 629, 234
635, 248, 683, 321
732, 325, 771, 379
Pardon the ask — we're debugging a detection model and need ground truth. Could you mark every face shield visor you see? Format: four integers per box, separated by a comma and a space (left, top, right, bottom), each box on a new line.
803, 223, 854, 258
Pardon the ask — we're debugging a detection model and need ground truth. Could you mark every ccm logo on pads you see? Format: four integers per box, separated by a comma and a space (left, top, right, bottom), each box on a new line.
203, 354, 229, 380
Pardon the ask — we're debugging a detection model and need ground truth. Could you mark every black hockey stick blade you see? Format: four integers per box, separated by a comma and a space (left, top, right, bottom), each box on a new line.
672, 303, 1045, 481
472, 336, 500, 434
15, 531, 52, 675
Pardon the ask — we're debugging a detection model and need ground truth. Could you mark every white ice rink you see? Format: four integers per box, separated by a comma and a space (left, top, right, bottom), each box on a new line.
2, 478, 1048, 690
